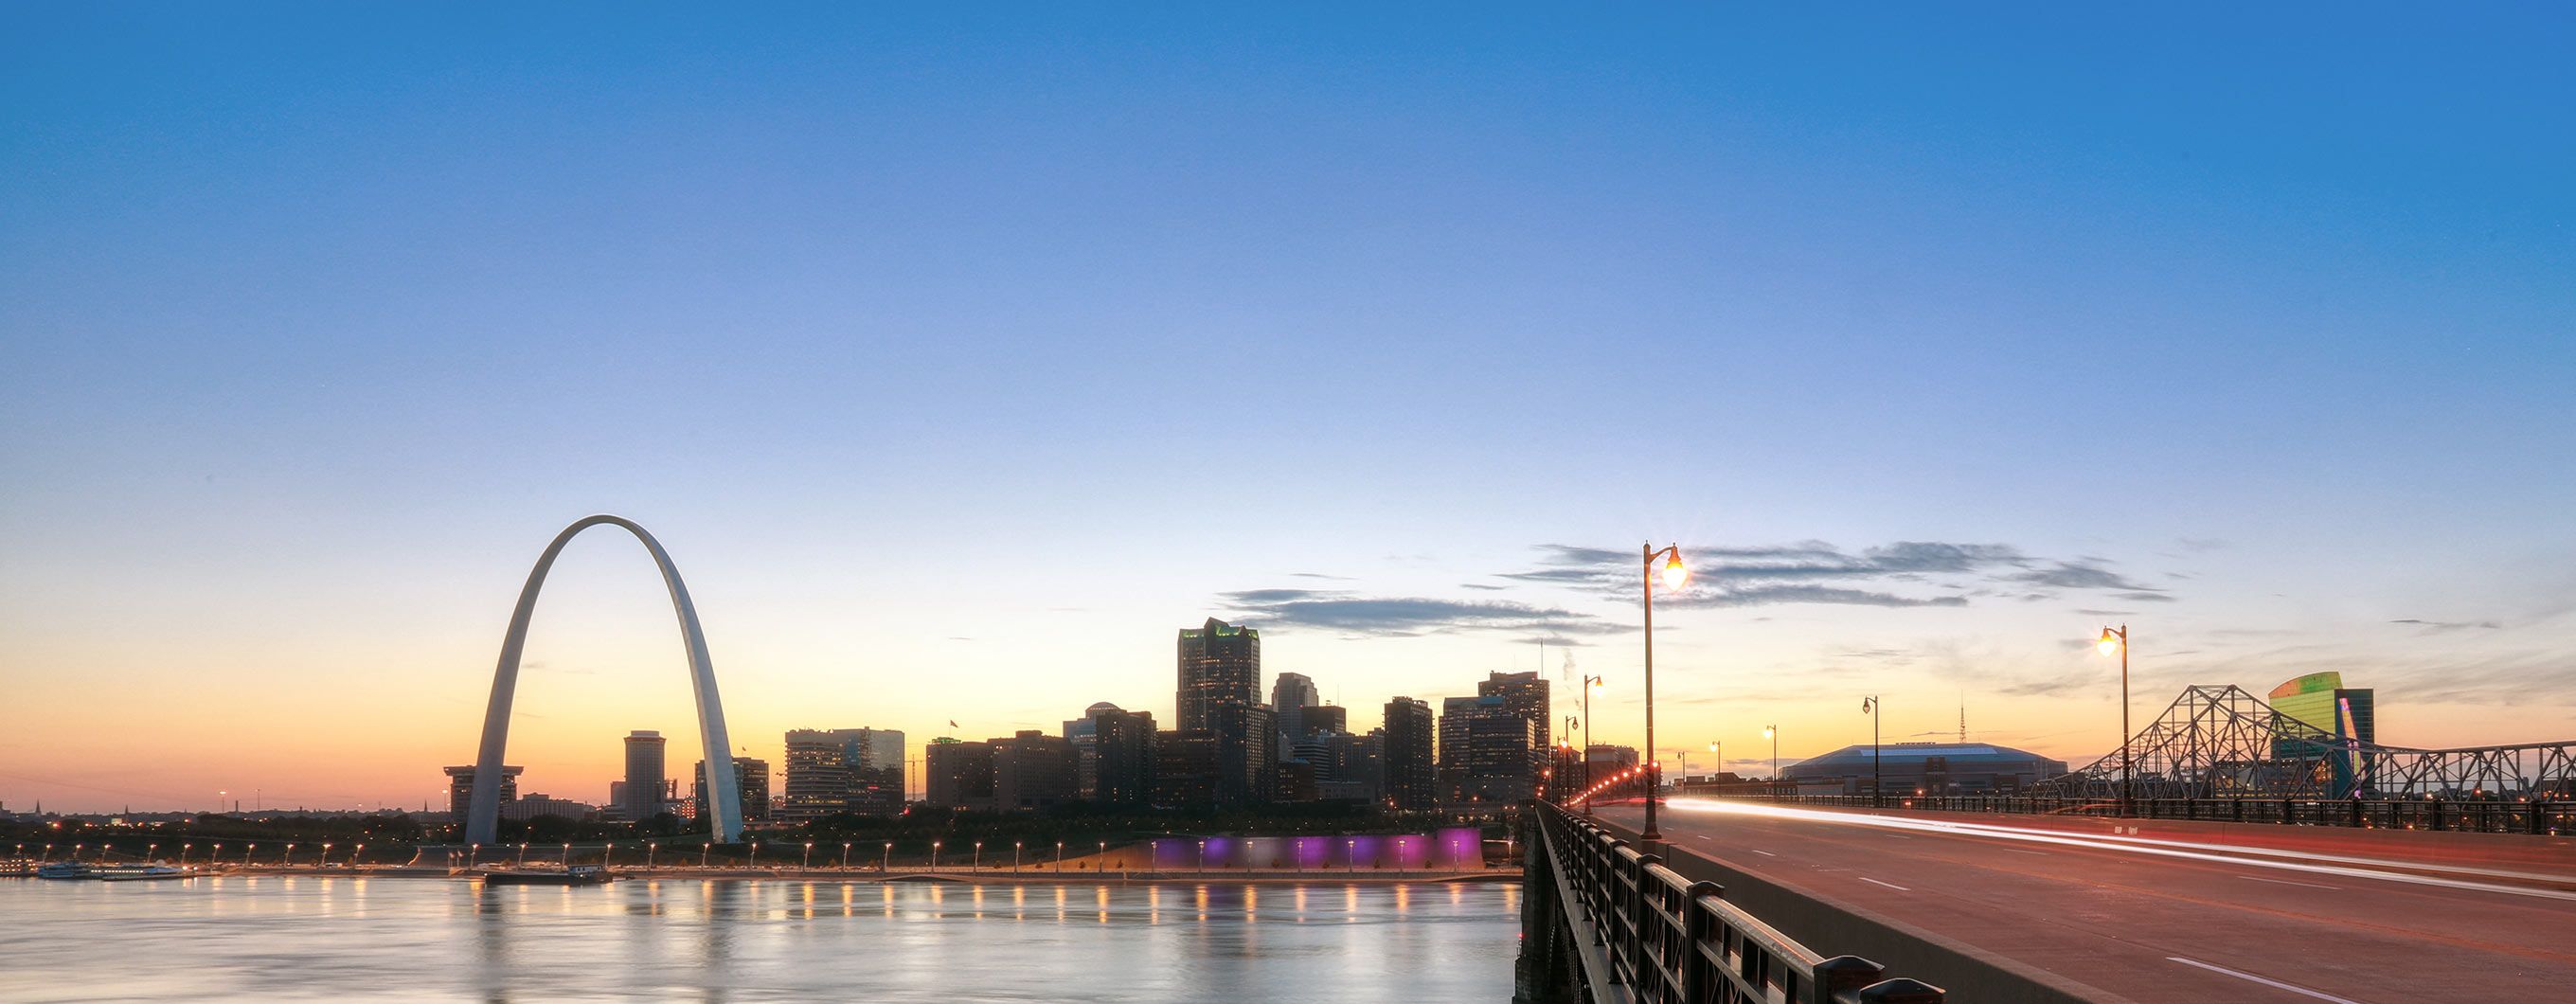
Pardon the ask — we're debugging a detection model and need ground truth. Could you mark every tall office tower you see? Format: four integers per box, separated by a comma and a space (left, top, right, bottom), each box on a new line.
1383, 697, 1437, 811
991, 730, 1080, 810
1271, 672, 1319, 741
1091, 707, 1158, 806
622, 730, 669, 822
443, 764, 522, 818
779, 727, 906, 821
1322, 730, 1385, 802
1153, 729, 1220, 807
779, 730, 851, 823
1439, 695, 1540, 807
1206, 701, 1279, 805
1064, 702, 1123, 798
924, 738, 996, 812
1303, 704, 1348, 737
1177, 617, 1261, 731
1478, 671, 1551, 755
692, 757, 772, 824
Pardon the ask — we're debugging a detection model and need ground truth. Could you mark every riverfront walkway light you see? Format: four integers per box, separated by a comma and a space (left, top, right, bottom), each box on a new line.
1641, 542, 1687, 842
2100, 624, 2132, 816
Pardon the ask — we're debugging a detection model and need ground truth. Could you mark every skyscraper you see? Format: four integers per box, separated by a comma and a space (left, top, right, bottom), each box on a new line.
1271, 672, 1318, 741
622, 730, 668, 822
1177, 617, 1260, 731
444, 764, 521, 819
925, 738, 996, 812
1303, 704, 1348, 737
2268, 672, 2378, 796
1207, 701, 1279, 805
1439, 694, 1540, 807
1154, 729, 1220, 807
780, 727, 907, 822
1064, 701, 1124, 798
992, 730, 1080, 810
1478, 671, 1551, 755
1091, 707, 1157, 806
1383, 697, 1436, 811
693, 757, 772, 823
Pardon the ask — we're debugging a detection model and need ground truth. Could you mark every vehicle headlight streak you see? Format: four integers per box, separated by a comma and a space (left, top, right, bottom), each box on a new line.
1660, 797, 2576, 902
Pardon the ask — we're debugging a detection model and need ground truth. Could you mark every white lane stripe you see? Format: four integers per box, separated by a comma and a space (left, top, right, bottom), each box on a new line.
1661, 798, 2576, 902
2240, 875, 2341, 891
1748, 850, 1777, 856
2002, 849, 2050, 856
1860, 877, 1909, 891
2168, 957, 2363, 1003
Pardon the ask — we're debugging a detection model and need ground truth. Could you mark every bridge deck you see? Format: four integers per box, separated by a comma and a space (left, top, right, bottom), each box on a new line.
1595, 798, 2576, 1002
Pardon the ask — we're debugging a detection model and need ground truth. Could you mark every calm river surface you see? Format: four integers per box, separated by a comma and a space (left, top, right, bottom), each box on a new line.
1, 876, 1519, 1002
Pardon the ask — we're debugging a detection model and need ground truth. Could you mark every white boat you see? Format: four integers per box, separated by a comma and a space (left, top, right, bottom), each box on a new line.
98, 865, 189, 882
36, 862, 96, 880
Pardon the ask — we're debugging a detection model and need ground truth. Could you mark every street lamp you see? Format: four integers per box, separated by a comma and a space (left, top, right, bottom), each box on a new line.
648, 841, 658, 868
516, 842, 528, 867
562, 843, 571, 866
1099, 840, 1108, 875
842, 842, 852, 870
1762, 726, 1780, 798
1013, 841, 1023, 873
2099, 624, 2133, 816
284, 843, 296, 867
1640, 542, 1687, 842
1581, 675, 1604, 816
180, 843, 191, 867
974, 841, 984, 872
1055, 840, 1064, 872
882, 842, 892, 872
1195, 839, 1205, 873
702, 842, 712, 868
353, 843, 365, 868
318, 843, 331, 867
749, 841, 760, 869
931, 841, 941, 870
803, 842, 814, 870
1861, 697, 1882, 807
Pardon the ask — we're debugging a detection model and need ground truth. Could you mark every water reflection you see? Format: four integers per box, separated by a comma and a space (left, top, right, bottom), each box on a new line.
0, 879, 1519, 1003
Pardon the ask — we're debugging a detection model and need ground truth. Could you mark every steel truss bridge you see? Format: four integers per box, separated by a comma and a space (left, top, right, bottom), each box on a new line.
2030, 684, 2576, 800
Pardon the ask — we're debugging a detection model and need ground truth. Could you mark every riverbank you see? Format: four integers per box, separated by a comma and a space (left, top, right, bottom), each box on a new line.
59, 865, 1518, 886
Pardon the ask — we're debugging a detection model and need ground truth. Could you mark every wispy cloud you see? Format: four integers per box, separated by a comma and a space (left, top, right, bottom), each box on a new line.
2389, 618, 2503, 634
1495, 539, 2167, 609
1219, 588, 1626, 638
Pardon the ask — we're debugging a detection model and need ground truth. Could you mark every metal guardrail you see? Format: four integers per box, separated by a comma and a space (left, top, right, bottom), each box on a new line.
1521, 802, 1941, 1004
1720, 793, 2570, 835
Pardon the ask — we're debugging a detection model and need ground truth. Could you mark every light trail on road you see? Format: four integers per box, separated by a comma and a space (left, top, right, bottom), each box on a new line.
1661, 798, 2576, 902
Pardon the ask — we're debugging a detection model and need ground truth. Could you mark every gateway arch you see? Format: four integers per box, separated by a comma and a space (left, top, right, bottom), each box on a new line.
464, 515, 743, 845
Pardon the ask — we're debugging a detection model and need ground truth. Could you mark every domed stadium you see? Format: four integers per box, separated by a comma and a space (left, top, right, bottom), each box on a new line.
1781, 741, 2069, 796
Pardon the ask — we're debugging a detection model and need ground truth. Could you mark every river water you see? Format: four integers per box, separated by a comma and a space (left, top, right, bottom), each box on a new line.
1, 876, 1520, 1002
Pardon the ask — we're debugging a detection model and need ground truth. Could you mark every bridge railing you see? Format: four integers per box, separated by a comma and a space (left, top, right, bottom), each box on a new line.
1698, 792, 2570, 835
1524, 801, 1941, 1004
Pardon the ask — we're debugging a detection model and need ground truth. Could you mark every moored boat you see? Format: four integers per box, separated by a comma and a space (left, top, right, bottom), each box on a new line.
37, 862, 96, 880
98, 865, 190, 882
483, 864, 613, 887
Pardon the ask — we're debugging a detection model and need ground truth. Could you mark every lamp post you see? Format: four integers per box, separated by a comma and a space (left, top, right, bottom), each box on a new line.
648, 841, 658, 869
702, 842, 711, 868
180, 843, 191, 868
1763, 726, 1780, 798
285, 843, 297, 867
2099, 625, 2133, 816
1099, 840, 1109, 875
1641, 543, 1688, 842
1861, 697, 1882, 808
803, 842, 814, 870
1581, 675, 1604, 816
974, 841, 983, 872
1056, 840, 1064, 872
882, 843, 892, 873
931, 841, 941, 870
516, 842, 528, 867
842, 842, 852, 870
562, 843, 571, 866
1194, 839, 1205, 874
353, 843, 365, 868
1014, 841, 1023, 873
1708, 741, 1723, 785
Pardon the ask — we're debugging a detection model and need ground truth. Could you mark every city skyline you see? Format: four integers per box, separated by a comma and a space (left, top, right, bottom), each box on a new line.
7, 6, 2574, 814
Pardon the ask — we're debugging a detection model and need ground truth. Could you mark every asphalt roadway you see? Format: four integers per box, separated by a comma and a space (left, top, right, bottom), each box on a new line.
1589, 798, 2576, 1003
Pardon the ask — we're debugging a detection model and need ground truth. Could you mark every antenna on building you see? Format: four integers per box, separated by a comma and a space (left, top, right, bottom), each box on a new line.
1958, 692, 1966, 744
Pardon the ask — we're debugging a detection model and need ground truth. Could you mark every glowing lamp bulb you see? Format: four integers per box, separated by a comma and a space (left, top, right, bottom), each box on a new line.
2096, 629, 2120, 656
1660, 553, 1689, 590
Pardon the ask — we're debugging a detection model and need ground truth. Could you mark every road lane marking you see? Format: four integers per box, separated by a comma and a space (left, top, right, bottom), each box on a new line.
1859, 877, 1909, 891
2002, 849, 2049, 856
1747, 850, 1777, 856
2240, 875, 2340, 891
2167, 957, 2361, 1003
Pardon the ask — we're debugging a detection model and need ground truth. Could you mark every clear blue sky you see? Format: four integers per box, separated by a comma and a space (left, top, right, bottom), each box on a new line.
5, 4, 2571, 811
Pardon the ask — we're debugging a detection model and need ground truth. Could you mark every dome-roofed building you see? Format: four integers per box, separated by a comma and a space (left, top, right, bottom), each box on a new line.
1781, 741, 2068, 797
